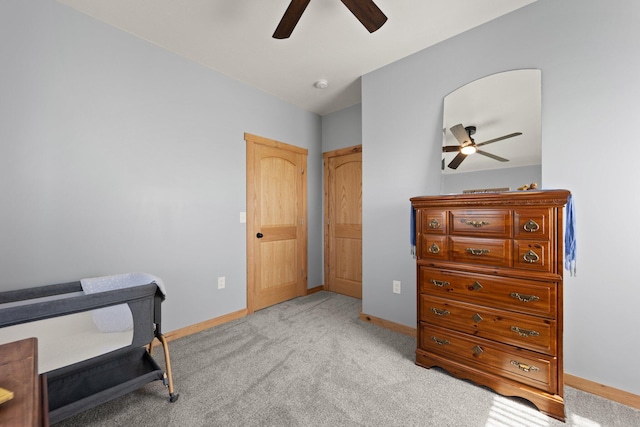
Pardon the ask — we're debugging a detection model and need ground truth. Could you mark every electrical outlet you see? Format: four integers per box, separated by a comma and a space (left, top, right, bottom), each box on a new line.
218, 276, 225, 289
393, 280, 401, 294
240, 212, 246, 223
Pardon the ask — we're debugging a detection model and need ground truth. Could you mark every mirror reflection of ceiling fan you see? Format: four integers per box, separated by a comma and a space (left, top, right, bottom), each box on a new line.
273, 0, 387, 39
443, 124, 523, 170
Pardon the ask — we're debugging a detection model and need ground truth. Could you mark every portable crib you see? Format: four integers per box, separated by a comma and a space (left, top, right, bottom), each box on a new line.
0, 278, 178, 424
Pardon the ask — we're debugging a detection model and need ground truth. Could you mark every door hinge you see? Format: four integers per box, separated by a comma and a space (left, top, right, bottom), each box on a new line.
301, 168, 305, 174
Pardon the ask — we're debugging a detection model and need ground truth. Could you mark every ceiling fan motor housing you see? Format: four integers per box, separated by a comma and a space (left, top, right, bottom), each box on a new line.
465, 126, 476, 138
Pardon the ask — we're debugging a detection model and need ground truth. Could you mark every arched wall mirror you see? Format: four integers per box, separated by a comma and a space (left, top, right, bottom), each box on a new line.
441, 69, 542, 194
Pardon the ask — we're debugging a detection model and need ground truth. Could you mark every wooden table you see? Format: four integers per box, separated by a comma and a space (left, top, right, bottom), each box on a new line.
0, 337, 46, 427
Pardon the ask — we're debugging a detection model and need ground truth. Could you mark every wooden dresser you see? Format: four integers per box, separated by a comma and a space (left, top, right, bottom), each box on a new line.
410, 190, 570, 421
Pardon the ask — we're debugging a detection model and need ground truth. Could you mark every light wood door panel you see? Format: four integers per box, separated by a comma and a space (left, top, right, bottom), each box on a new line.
324, 146, 362, 299
246, 133, 307, 313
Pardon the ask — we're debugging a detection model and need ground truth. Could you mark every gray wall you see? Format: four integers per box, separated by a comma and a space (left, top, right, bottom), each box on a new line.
321, 103, 362, 154
361, 0, 640, 395
0, 0, 322, 332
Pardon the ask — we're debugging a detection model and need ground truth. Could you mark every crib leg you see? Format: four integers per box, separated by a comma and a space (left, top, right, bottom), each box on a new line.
158, 334, 179, 403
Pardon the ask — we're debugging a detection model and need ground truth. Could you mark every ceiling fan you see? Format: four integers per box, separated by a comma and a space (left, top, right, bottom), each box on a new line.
273, 0, 388, 39
443, 124, 523, 170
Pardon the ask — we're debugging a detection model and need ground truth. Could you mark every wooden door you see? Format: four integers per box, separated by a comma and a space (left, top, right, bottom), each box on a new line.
324, 145, 362, 298
245, 133, 307, 313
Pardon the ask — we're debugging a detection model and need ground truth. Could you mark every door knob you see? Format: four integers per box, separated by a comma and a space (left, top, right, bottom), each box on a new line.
256, 233, 264, 238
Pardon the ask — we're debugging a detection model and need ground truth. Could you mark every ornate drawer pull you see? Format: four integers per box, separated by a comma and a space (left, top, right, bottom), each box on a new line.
462, 219, 489, 228
523, 219, 540, 232
511, 360, 540, 373
430, 307, 450, 316
510, 326, 540, 337
430, 336, 450, 346
470, 281, 483, 291
466, 248, 490, 256
510, 292, 540, 303
429, 219, 440, 228
523, 250, 540, 263
428, 243, 440, 254
473, 345, 484, 355
430, 279, 450, 288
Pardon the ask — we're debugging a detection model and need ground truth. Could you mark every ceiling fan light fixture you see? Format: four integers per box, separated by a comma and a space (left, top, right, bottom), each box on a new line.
461, 145, 477, 155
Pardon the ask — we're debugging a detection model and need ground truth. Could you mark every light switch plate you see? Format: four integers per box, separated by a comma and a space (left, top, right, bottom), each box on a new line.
393, 280, 401, 294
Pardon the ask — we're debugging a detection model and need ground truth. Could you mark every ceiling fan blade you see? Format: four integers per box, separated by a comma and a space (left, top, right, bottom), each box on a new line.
443, 145, 461, 153
340, 0, 388, 33
450, 124, 472, 145
476, 132, 523, 147
273, 0, 311, 39
448, 152, 467, 169
476, 150, 509, 162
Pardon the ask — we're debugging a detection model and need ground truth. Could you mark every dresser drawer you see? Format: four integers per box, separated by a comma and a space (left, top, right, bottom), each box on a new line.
514, 240, 553, 272
422, 209, 447, 234
420, 324, 557, 393
514, 208, 551, 240
419, 267, 556, 317
420, 296, 556, 355
450, 237, 512, 267
420, 235, 449, 260
450, 209, 512, 238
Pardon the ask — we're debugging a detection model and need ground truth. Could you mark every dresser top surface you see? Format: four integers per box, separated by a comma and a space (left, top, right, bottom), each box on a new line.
410, 189, 570, 207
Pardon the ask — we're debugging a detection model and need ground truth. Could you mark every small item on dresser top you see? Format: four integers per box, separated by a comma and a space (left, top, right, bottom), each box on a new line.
517, 182, 538, 190
0, 387, 14, 404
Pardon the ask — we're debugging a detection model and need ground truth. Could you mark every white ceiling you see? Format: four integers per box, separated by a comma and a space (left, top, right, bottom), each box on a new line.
57, 0, 537, 116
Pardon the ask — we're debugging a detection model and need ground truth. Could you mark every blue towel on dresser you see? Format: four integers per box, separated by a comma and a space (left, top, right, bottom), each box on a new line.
564, 194, 577, 276
410, 206, 416, 257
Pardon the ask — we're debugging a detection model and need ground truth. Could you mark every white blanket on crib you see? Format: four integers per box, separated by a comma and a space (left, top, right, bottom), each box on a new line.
81, 272, 166, 333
